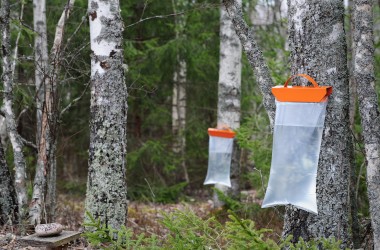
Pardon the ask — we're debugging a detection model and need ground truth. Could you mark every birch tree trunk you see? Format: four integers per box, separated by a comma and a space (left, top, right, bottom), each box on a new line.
0, 142, 18, 225
33, 0, 48, 147
30, 0, 49, 225
223, 0, 352, 246
282, 1, 352, 246
222, 0, 275, 127
85, 0, 128, 230
213, 0, 242, 208
1, 0, 28, 219
30, 0, 75, 224
0, 117, 7, 148
172, 0, 189, 183
353, 0, 380, 248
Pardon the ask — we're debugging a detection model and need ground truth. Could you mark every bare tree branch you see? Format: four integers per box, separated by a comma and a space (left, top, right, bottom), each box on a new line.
20, 137, 37, 150
60, 80, 90, 116
16, 106, 28, 125
125, 12, 186, 28
125, 3, 219, 29
11, 0, 25, 80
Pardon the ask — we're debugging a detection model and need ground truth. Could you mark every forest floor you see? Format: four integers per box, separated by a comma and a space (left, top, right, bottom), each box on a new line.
0, 190, 283, 249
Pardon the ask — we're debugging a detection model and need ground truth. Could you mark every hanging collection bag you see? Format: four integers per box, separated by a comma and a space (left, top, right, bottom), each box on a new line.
261, 74, 332, 214
204, 128, 236, 187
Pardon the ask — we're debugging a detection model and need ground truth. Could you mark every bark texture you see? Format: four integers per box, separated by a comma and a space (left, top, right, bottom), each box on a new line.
172, 0, 189, 183
0, 117, 7, 147
222, 0, 275, 126
213, 0, 242, 207
283, 1, 352, 246
30, 0, 49, 225
0, 142, 18, 225
85, 0, 128, 230
1, 0, 28, 219
33, 0, 48, 145
30, 0, 75, 224
346, 1, 361, 247
353, 0, 380, 248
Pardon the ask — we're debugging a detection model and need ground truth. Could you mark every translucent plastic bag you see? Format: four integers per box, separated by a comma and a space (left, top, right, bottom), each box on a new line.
262, 74, 332, 214
204, 129, 235, 187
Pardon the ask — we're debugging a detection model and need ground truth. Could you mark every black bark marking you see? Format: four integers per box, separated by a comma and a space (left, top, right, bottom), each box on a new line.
100, 61, 110, 69
2, 45, 6, 56
109, 50, 116, 58
89, 11, 97, 21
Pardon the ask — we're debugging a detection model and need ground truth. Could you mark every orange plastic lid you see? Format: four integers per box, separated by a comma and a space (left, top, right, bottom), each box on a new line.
272, 74, 333, 102
208, 128, 236, 138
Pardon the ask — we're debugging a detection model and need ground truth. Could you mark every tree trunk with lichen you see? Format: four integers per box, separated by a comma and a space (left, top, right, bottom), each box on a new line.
213, 0, 242, 208
1, 0, 28, 220
84, 0, 128, 230
172, 0, 189, 183
282, 1, 352, 246
0, 142, 18, 225
353, 0, 380, 248
223, 0, 352, 246
346, 1, 361, 248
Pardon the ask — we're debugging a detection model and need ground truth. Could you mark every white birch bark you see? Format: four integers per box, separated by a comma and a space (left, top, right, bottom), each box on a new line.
353, 0, 380, 248
283, 1, 352, 246
85, 0, 128, 230
33, 0, 48, 146
0, 0, 24, 151
11, 1, 24, 81
172, 0, 189, 183
213, 0, 242, 208
30, 0, 49, 225
30, 0, 75, 224
222, 0, 275, 127
0, 117, 7, 148
1, 0, 28, 219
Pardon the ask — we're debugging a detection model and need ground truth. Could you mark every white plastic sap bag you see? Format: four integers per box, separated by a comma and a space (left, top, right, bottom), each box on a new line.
204, 128, 236, 187
262, 74, 332, 214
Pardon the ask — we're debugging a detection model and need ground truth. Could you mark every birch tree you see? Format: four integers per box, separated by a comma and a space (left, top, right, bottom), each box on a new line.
223, 0, 352, 246
84, 0, 128, 230
221, 1, 275, 126
33, 0, 48, 152
282, 1, 352, 246
214, 0, 242, 207
353, 0, 380, 247
29, 0, 75, 224
29, 0, 49, 225
1, 0, 28, 218
172, 0, 189, 183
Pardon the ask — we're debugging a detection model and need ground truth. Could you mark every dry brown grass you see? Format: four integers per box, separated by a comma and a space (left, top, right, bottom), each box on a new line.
1, 190, 283, 249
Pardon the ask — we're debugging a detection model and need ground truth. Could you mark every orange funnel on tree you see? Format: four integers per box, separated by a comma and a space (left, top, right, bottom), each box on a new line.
207, 128, 236, 138
271, 74, 332, 102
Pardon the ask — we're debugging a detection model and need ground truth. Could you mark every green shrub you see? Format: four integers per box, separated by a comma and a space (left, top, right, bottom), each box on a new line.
83, 209, 343, 250
83, 212, 160, 250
